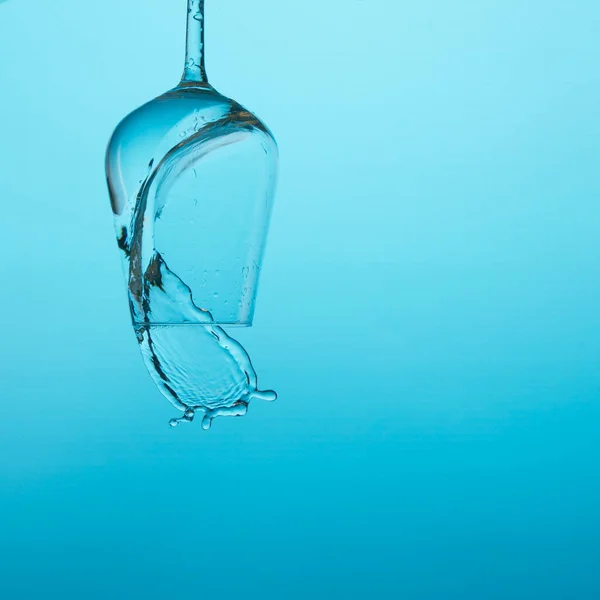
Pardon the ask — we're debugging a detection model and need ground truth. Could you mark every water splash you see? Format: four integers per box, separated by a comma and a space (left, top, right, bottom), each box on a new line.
132, 251, 276, 429
115, 111, 276, 428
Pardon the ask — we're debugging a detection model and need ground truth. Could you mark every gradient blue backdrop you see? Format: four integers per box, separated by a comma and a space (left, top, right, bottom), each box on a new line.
1, 1, 600, 598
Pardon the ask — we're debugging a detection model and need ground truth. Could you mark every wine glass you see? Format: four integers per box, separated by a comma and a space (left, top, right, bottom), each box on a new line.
105, 0, 278, 428
106, 0, 278, 328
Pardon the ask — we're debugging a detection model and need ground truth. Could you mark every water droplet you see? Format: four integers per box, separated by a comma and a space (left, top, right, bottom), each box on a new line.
252, 390, 278, 403
169, 419, 179, 428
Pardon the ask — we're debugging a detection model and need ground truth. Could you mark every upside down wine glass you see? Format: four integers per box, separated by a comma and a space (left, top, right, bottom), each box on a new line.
105, 0, 278, 429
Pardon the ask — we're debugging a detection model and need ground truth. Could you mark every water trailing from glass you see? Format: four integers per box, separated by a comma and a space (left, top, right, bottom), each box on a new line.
106, 0, 278, 428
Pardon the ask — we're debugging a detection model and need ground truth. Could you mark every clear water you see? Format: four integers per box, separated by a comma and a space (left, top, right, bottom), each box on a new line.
132, 250, 276, 429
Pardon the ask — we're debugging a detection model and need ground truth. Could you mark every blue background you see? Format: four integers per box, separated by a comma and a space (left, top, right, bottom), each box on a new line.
2, 0, 600, 597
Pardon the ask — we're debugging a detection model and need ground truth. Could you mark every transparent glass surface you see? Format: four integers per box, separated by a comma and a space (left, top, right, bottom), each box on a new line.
105, 0, 278, 427
106, 3, 277, 327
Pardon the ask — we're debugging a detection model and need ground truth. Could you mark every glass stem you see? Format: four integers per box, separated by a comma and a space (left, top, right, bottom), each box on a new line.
181, 0, 207, 84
